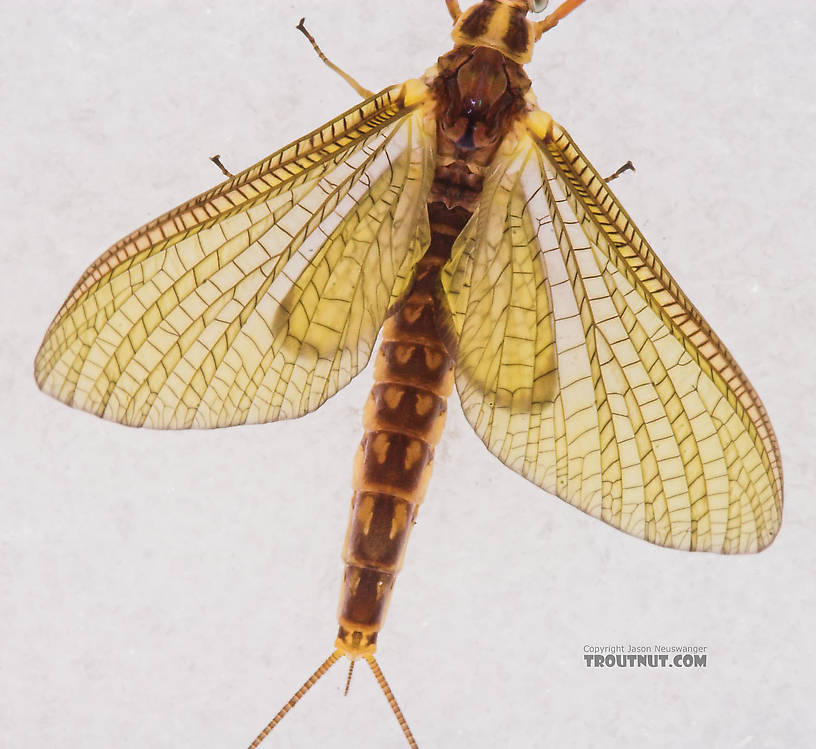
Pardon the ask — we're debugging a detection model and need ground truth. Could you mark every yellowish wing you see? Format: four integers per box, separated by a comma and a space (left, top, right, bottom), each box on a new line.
442, 114, 782, 554
36, 83, 436, 428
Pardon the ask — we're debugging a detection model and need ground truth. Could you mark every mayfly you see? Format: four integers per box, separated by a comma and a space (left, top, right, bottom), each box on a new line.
34, 0, 783, 746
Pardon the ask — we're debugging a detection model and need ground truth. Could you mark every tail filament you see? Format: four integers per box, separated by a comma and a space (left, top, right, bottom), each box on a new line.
366, 656, 419, 749
344, 659, 355, 697
247, 650, 342, 748
247, 651, 419, 748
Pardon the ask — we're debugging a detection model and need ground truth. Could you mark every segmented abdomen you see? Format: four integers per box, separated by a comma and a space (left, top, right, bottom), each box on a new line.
335, 202, 470, 657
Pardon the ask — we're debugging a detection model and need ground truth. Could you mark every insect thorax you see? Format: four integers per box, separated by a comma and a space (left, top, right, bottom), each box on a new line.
428, 45, 531, 210
451, 0, 536, 64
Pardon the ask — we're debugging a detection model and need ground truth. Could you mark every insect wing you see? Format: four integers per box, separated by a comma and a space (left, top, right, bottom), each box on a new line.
35, 84, 436, 429
442, 115, 782, 554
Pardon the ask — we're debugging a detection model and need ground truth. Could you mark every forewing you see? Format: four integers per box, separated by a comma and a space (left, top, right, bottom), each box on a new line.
442, 116, 782, 553
36, 84, 436, 428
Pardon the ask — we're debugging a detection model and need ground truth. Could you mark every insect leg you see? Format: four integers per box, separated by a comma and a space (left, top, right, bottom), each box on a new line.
445, 0, 462, 21
296, 18, 374, 99
604, 160, 636, 183
535, 0, 587, 38
209, 154, 234, 178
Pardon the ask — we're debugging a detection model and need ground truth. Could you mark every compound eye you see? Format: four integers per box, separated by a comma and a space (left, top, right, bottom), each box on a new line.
527, 0, 549, 12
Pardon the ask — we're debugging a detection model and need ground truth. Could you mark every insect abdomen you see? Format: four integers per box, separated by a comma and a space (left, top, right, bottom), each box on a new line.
335, 207, 465, 657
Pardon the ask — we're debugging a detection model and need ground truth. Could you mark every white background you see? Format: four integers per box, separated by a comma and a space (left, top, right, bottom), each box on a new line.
2, 1, 815, 747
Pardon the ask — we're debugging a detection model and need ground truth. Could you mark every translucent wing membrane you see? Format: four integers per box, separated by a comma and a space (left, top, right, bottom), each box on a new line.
443, 116, 782, 553
36, 84, 435, 428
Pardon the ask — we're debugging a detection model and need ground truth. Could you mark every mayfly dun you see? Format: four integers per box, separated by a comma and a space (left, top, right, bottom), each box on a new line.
34, 0, 783, 746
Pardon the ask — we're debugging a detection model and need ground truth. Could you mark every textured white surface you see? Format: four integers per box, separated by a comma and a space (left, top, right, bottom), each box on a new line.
2, 1, 814, 747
